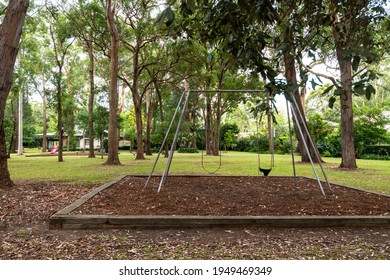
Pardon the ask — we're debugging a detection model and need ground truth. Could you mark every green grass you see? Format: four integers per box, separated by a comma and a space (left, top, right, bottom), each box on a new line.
7, 151, 390, 195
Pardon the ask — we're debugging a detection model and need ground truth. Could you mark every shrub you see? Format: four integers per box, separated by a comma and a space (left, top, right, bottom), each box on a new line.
177, 147, 199, 153
360, 154, 390, 160
362, 145, 390, 156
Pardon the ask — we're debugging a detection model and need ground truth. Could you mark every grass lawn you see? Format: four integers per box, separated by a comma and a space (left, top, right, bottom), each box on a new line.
8, 150, 390, 195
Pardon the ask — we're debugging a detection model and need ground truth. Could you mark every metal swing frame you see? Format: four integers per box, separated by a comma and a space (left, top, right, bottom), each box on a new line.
144, 88, 332, 195
144, 89, 265, 192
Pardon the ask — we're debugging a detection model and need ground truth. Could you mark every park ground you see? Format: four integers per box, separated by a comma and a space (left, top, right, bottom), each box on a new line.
1, 151, 389, 259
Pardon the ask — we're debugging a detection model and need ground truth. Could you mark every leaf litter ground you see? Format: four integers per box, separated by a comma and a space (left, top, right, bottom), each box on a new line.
1, 176, 390, 260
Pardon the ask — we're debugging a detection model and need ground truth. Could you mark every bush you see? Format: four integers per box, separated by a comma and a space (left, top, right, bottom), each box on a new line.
234, 136, 263, 152
362, 145, 390, 156
322, 150, 332, 157
177, 147, 199, 153
317, 133, 341, 157
360, 154, 390, 160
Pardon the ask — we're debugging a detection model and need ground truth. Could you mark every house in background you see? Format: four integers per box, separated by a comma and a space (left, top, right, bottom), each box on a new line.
34, 132, 103, 151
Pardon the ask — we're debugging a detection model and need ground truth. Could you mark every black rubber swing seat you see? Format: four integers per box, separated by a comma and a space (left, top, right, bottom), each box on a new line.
259, 167, 272, 176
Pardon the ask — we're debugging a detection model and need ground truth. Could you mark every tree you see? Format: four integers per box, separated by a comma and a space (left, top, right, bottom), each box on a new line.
67, 0, 107, 158
220, 123, 240, 151
118, 0, 175, 160
0, 0, 29, 188
104, 0, 121, 165
46, 5, 75, 162
302, 0, 389, 168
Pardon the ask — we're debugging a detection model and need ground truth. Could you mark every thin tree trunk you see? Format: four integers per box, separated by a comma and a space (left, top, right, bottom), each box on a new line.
155, 84, 169, 158
56, 77, 64, 162
145, 87, 152, 156
283, 34, 323, 163
213, 91, 221, 156
8, 99, 17, 157
132, 47, 146, 160
10, 99, 17, 154
205, 94, 213, 155
104, 0, 121, 165
41, 71, 47, 153
87, 42, 95, 158
0, 0, 29, 188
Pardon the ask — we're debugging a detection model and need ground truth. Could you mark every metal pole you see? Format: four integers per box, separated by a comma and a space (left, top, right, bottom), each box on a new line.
291, 107, 325, 196
158, 90, 191, 192
286, 100, 296, 178
189, 89, 266, 93
144, 91, 186, 189
18, 90, 23, 155
290, 95, 333, 192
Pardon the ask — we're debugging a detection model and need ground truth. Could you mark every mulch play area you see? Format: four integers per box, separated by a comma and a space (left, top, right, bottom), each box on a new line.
47, 175, 390, 229
74, 176, 390, 217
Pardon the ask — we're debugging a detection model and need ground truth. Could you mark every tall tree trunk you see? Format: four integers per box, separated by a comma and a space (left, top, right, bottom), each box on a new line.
87, 42, 95, 158
133, 97, 145, 159
0, 0, 29, 188
336, 51, 357, 168
104, 0, 121, 165
266, 90, 273, 153
56, 73, 64, 162
132, 47, 146, 160
9, 99, 17, 155
116, 82, 125, 152
145, 87, 152, 156
283, 30, 323, 163
41, 71, 47, 153
331, 9, 357, 169
205, 94, 214, 155
49, 24, 65, 162
155, 84, 169, 158
213, 91, 221, 156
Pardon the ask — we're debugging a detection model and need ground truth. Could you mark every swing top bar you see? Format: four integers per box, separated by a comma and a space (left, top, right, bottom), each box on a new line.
189, 89, 266, 93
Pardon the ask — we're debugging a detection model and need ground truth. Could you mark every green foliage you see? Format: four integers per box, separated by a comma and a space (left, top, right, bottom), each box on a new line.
307, 113, 334, 143
360, 139, 390, 161
220, 123, 240, 150
317, 133, 342, 158
177, 147, 199, 153
94, 105, 109, 142
353, 105, 390, 157
360, 154, 390, 160
363, 145, 390, 157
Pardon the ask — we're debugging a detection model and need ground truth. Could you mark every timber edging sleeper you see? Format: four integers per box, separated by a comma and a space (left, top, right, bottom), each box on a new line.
49, 175, 390, 230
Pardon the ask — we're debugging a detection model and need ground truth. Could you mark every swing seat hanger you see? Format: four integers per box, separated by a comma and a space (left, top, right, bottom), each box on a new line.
259, 167, 272, 176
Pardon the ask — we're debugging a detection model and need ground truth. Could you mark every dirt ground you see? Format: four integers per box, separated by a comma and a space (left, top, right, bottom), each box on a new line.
1, 177, 390, 260
75, 176, 390, 216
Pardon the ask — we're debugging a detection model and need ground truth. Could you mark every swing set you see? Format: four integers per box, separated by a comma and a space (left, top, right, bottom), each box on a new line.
144, 89, 332, 196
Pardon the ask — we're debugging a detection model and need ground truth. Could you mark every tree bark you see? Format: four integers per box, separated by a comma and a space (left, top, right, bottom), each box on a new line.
331, 9, 357, 169
8, 98, 17, 156
41, 71, 47, 153
283, 31, 323, 163
205, 93, 214, 155
213, 91, 221, 156
87, 42, 95, 158
0, 0, 29, 188
104, 0, 121, 165
145, 87, 152, 156
336, 50, 357, 168
56, 72, 64, 162
131, 46, 146, 160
